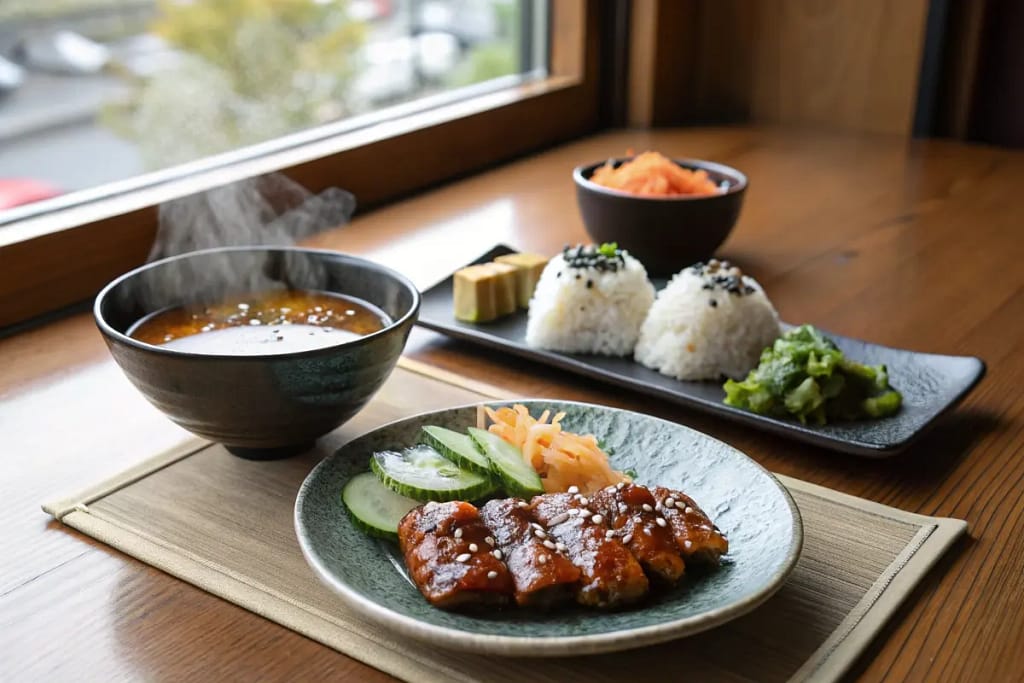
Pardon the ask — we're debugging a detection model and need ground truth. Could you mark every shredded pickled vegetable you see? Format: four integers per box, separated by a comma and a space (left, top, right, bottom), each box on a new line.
590, 150, 720, 197
484, 404, 629, 494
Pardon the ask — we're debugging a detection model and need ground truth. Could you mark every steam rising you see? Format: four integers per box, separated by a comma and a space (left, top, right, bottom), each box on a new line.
129, 174, 356, 313
150, 175, 355, 260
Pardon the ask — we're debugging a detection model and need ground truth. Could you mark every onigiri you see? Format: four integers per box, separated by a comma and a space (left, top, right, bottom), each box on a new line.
525, 243, 655, 356
634, 260, 781, 380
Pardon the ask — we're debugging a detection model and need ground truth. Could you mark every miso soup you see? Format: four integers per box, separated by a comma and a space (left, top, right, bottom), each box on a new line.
128, 290, 390, 355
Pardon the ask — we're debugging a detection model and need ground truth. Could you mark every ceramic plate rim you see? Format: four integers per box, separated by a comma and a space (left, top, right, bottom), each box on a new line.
294, 399, 804, 657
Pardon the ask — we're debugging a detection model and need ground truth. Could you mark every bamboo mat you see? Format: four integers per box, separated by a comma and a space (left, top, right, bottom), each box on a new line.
44, 358, 966, 683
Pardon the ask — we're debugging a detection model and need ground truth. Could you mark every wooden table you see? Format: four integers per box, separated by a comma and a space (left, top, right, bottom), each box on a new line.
2, 127, 1022, 682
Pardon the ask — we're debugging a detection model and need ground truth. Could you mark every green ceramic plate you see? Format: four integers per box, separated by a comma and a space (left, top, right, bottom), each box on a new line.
295, 400, 803, 657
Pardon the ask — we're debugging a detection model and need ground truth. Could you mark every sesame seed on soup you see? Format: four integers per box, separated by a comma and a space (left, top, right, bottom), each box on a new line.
128, 290, 390, 355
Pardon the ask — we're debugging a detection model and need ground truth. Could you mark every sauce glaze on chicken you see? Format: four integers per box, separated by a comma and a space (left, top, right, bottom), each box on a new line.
398, 483, 728, 610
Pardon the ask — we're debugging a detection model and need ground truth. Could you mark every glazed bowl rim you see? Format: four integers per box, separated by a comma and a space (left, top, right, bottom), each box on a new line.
573, 156, 748, 202
94, 245, 421, 362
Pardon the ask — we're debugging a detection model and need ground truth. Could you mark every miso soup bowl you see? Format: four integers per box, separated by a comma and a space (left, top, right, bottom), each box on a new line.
95, 246, 420, 456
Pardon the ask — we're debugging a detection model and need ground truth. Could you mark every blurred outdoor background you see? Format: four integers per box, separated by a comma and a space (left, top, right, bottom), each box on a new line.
0, 0, 540, 215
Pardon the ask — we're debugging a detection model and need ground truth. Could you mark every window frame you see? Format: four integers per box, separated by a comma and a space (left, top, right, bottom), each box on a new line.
0, 0, 604, 329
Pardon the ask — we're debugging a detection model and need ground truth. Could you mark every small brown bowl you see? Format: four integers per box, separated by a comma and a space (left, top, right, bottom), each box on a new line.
573, 157, 747, 277
94, 246, 420, 458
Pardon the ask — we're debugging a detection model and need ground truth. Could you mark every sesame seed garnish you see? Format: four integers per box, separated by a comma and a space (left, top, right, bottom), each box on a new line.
534, 529, 547, 539
543, 540, 556, 549
616, 482, 625, 490
684, 506, 694, 514
605, 530, 615, 539
641, 503, 653, 512
567, 485, 580, 494
531, 522, 543, 530
455, 553, 471, 563
578, 509, 591, 518
485, 536, 495, 546
622, 533, 633, 544
578, 496, 589, 506
516, 501, 529, 508
487, 571, 498, 579
664, 497, 676, 508
605, 485, 616, 493
555, 542, 567, 552
656, 517, 667, 528
538, 555, 548, 565
492, 549, 503, 560
549, 512, 569, 525
591, 514, 604, 524
674, 500, 686, 509
567, 509, 579, 517
618, 503, 628, 514
453, 528, 463, 539
683, 540, 693, 549
468, 543, 479, 552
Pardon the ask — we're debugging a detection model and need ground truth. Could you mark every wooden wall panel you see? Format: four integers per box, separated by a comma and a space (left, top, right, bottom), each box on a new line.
634, 0, 931, 135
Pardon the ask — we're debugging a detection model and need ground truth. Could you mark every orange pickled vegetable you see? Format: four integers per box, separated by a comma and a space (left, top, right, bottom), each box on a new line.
590, 150, 720, 197
485, 404, 630, 494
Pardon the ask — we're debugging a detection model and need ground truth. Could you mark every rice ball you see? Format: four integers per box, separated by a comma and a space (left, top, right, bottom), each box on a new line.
525, 244, 655, 356
635, 261, 781, 380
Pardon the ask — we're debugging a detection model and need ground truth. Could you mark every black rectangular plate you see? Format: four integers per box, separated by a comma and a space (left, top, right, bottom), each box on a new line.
416, 245, 986, 457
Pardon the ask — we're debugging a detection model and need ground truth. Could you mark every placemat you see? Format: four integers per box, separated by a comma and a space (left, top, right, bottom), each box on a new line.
44, 358, 967, 683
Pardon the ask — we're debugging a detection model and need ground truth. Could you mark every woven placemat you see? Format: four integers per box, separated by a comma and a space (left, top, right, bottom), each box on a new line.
44, 358, 966, 683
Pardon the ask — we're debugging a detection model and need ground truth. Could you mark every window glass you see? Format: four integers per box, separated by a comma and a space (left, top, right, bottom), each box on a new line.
0, 0, 546, 220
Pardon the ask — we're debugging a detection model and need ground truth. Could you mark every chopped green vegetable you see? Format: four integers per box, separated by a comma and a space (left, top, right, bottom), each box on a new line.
597, 242, 619, 257
723, 324, 903, 424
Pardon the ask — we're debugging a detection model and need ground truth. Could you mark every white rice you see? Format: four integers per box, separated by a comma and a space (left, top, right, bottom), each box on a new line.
635, 262, 781, 380
525, 251, 655, 356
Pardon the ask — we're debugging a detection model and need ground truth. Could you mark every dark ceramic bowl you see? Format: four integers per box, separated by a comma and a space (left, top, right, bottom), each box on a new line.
573, 157, 748, 277
95, 246, 420, 456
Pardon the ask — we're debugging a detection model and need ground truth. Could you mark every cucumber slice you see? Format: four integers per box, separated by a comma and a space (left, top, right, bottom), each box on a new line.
467, 427, 545, 498
421, 425, 492, 475
371, 444, 496, 502
341, 472, 420, 540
